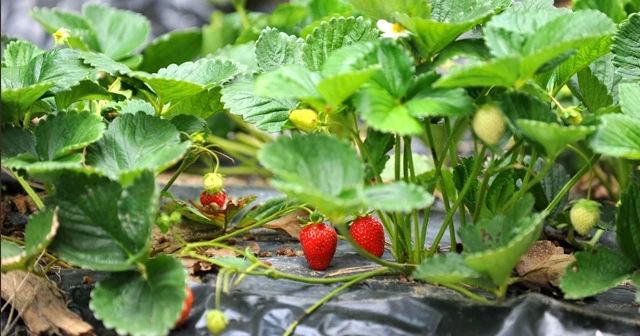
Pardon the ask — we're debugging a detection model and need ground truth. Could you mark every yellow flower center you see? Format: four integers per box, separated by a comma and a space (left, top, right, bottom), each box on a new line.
391, 23, 406, 33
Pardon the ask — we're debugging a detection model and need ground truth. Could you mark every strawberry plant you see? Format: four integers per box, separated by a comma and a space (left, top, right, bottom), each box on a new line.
1, 0, 639, 335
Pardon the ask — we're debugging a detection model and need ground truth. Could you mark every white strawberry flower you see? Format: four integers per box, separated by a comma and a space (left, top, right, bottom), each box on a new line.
376, 19, 412, 39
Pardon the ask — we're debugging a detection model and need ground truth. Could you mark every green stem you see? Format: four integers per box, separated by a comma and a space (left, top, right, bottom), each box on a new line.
161, 152, 197, 193
427, 147, 487, 258
11, 170, 44, 209
587, 229, 604, 246
543, 155, 601, 216
215, 269, 224, 309
233, 1, 251, 29
472, 154, 496, 222
502, 152, 556, 211
283, 268, 390, 336
441, 283, 494, 305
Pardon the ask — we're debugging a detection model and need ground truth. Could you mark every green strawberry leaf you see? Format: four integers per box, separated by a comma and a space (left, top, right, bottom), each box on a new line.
34, 110, 105, 161
82, 3, 150, 61
302, 16, 378, 71
576, 66, 614, 114
573, 0, 627, 23
2, 49, 92, 123
209, 256, 253, 271
259, 133, 364, 218
309, 0, 353, 20
372, 40, 414, 99
589, 114, 640, 159
352, 82, 424, 135
485, 170, 515, 215
320, 41, 378, 77
452, 157, 479, 214
169, 115, 211, 139
107, 99, 155, 116
268, 3, 309, 35
395, 0, 510, 59
259, 134, 431, 218
210, 43, 259, 73
138, 29, 202, 73
499, 91, 556, 137
221, 75, 298, 132
49, 170, 157, 271
317, 67, 379, 109
435, 56, 522, 88
349, 0, 430, 21
463, 213, 544, 286
0, 82, 54, 124
3, 40, 44, 67
254, 64, 323, 110
412, 253, 496, 291
406, 72, 474, 118
1, 125, 36, 160
133, 58, 241, 104
362, 181, 433, 212
528, 158, 570, 216
79, 51, 133, 76
162, 87, 224, 120
363, 129, 395, 182
485, 7, 615, 80
1, 208, 58, 272
3, 111, 104, 177
90, 255, 187, 336
560, 247, 635, 299
2, 49, 91, 93
55, 80, 126, 109
619, 83, 640, 119
255, 27, 305, 72
617, 173, 640, 266
459, 194, 542, 286
536, 36, 613, 94
86, 113, 191, 179
612, 13, 640, 80
516, 120, 597, 157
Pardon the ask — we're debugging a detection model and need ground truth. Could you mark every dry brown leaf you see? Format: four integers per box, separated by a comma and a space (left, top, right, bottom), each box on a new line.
264, 210, 307, 240
1, 271, 94, 335
517, 240, 575, 288
201, 247, 237, 258
243, 242, 260, 255
182, 257, 213, 275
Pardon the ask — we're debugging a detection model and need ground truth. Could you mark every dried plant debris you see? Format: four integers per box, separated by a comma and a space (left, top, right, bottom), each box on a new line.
516, 240, 575, 290
1, 271, 93, 335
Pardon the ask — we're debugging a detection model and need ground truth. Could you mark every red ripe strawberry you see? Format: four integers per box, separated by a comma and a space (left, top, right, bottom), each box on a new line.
200, 190, 227, 208
175, 286, 193, 328
350, 216, 385, 257
299, 224, 337, 270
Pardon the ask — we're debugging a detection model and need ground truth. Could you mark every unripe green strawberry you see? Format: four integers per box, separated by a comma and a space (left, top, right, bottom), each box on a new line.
289, 109, 319, 132
472, 105, 506, 145
206, 309, 227, 334
299, 223, 337, 270
570, 199, 601, 235
350, 215, 385, 257
203, 172, 225, 194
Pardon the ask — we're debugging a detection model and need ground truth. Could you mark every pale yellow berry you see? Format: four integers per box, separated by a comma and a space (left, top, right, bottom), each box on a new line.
289, 109, 319, 132
472, 105, 506, 145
